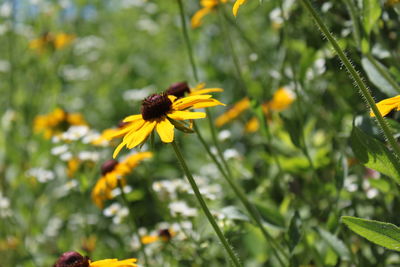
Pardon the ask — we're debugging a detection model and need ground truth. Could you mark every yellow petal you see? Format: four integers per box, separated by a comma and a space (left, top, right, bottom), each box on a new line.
190, 88, 224, 95
113, 141, 127, 159
109, 119, 146, 140
125, 121, 156, 149
245, 117, 260, 133
168, 110, 206, 120
123, 114, 143, 122
191, 99, 225, 109
233, 0, 248, 17
191, 7, 212, 28
267, 87, 295, 111
141, 235, 159, 244
156, 118, 175, 143
370, 95, 400, 117
172, 95, 213, 110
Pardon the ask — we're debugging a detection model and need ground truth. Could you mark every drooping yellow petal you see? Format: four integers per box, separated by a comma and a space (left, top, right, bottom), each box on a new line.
172, 95, 213, 110
370, 95, 400, 117
125, 121, 156, 149
191, 98, 225, 109
141, 235, 159, 244
156, 118, 175, 143
191, 7, 212, 28
168, 110, 206, 120
109, 119, 146, 140
113, 141, 127, 159
89, 258, 137, 267
190, 88, 224, 95
215, 97, 250, 127
233, 0, 248, 17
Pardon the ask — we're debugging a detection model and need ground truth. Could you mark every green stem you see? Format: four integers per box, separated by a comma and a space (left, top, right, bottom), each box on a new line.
117, 180, 149, 267
171, 141, 242, 267
217, 6, 247, 96
299, 0, 400, 160
193, 123, 288, 266
176, 0, 199, 82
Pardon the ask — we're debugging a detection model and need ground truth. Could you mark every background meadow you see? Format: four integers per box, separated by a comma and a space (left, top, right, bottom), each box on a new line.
1, 0, 400, 266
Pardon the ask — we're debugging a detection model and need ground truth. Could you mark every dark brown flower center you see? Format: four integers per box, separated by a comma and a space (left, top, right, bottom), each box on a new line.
158, 229, 172, 242
53, 251, 89, 267
166, 82, 190, 98
101, 159, 119, 175
141, 94, 172, 121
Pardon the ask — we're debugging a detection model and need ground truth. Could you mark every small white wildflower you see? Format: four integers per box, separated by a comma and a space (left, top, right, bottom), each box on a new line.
111, 185, 132, 198
249, 53, 258, 62
0, 2, 12, 18
61, 65, 91, 81
60, 152, 73, 161
0, 60, 10, 72
78, 151, 100, 162
169, 201, 197, 217
223, 148, 240, 160
51, 145, 69, 156
61, 125, 90, 141
26, 168, 55, 183
218, 130, 231, 141
123, 87, 153, 102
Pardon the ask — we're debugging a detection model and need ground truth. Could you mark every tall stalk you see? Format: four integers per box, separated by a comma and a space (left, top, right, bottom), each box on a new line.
171, 141, 242, 267
299, 0, 400, 160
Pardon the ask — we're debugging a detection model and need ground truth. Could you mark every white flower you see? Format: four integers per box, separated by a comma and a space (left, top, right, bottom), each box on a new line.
218, 130, 231, 141
123, 87, 153, 102
51, 145, 69, 156
26, 168, 55, 183
223, 148, 240, 160
169, 201, 197, 217
0, 3, 12, 18
103, 203, 129, 224
61, 125, 90, 141
60, 65, 91, 81
0, 60, 10, 72
78, 151, 100, 162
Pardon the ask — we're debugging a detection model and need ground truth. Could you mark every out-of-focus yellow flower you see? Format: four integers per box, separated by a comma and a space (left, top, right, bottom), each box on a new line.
54, 251, 137, 267
215, 87, 295, 131
67, 158, 80, 178
370, 95, 400, 117
387, 0, 400, 6
166, 81, 223, 98
91, 152, 152, 209
191, 0, 228, 28
215, 97, 250, 127
29, 32, 75, 53
141, 229, 175, 244
233, 0, 248, 17
109, 93, 224, 158
34, 108, 86, 139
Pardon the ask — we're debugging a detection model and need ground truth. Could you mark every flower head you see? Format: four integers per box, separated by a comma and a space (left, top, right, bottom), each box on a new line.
370, 95, 400, 117
166, 82, 223, 98
30, 32, 75, 53
109, 93, 224, 158
34, 108, 86, 139
233, 0, 248, 17
191, 0, 228, 28
53, 251, 137, 267
91, 152, 152, 208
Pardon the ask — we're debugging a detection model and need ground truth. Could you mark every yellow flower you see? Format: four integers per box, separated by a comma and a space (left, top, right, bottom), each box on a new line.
233, 0, 248, 17
141, 228, 175, 244
166, 81, 223, 98
215, 87, 295, 130
109, 93, 225, 158
91, 152, 152, 208
370, 95, 400, 117
33, 108, 87, 139
191, 0, 228, 28
29, 32, 75, 53
54, 251, 137, 267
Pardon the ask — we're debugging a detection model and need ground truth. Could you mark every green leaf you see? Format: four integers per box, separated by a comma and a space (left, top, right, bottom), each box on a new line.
361, 57, 397, 95
350, 126, 400, 184
281, 115, 303, 149
220, 206, 250, 222
342, 216, 400, 251
363, 0, 381, 36
288, 211, 302, 253
316, 228, 351, 260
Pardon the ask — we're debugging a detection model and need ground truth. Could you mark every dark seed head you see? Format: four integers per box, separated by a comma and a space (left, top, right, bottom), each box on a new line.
158, 229, 172, 242
141, 94, 172, 121
166, 82, 190, 98
53, 251, 89, 267
101, 159, 119, 175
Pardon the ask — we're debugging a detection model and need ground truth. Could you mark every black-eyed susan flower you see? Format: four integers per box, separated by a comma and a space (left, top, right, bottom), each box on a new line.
29, 32, 75, 53
232, 0, 248, 16
141, 228, 175, 245
191, 0, 228, 28
34, 108, 87, 139
109, 93, 224, 158
370, 95, 400, 117
166, 81, 223, 98
54, 251, 137, 267
215, 87, 295, 132
91, 152, 152, 208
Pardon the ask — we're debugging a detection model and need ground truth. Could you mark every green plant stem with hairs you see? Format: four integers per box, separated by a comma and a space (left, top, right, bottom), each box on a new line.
117, 180, 149, 267
299, 0, 400, 161
171, 141, 242, 267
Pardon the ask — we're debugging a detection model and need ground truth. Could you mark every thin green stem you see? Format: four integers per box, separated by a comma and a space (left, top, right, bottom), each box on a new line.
171, 141, 242, 267
217, 6, 247, 95
193, 123, 288, 266
299, 0, 400, 160
176, 0, 199, 82
117, 180, 149, 267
